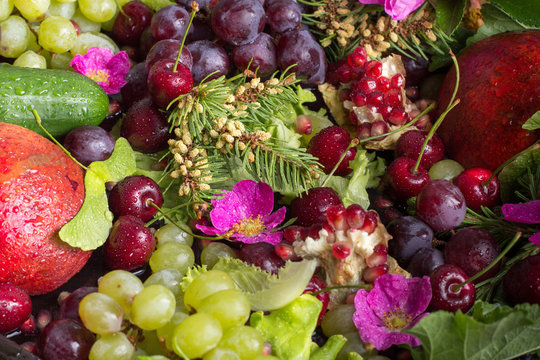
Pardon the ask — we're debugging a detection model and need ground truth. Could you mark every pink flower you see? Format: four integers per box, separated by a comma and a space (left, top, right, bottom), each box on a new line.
502, 200, 540, 246
70, 47, 130, 95
353, 273, 431, 351
358, 0, 425, 21
196, 180, 287, 245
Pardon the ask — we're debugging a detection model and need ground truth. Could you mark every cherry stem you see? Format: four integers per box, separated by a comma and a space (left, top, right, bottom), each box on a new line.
31, 108, 88, 171
320, 138, 360, 187
310, 283, 373, 296
452, 231, 522, 292
485, 139, 540, 187
173, 2, 198, 73
412, 49, 460, 174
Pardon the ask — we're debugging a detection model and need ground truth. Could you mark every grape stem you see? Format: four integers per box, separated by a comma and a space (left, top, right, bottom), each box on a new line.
173, 2, 199, 73
451, 231, 522, 292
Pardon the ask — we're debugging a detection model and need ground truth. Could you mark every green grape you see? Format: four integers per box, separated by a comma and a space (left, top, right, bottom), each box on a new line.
172, 313, 223, 359
99, 5, 118, 32
0, 15, 29, 58
203, 347, 241, 360
130, 284, 176, 330
98, 270, 144, 315
428, 159, 464, 181
78, 0, 116, 22
320, 303, 357, 337
89, 332, 135, 360
49, 51, 73, 69
144, 268, 184, 299
13, 50, 47, 68
218, 325, 264, 360
197, 289, 250, 330
48, 0, 76, 19
184, 270, 236, 312
14, 0, 49, 22
200, 242, 237, 268
149, 242, 195, 275
38, 16, 77, 53
155, 222, 194, 248
253, 356, 280, 360
70, 31, 119, 55
138, 330, 169, 357
156, 310, 189, 351
71, 8, 101, 32
0, 0, 14, 22
56, 0, 76, 2
79, 292, 124, 335
25, 30, 41, 52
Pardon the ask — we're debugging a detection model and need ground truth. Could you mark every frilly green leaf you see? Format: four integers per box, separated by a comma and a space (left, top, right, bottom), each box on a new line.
180, 264, 208, 293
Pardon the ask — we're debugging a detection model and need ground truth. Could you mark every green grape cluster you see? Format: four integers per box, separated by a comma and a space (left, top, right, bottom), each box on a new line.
0, 0, 121, 68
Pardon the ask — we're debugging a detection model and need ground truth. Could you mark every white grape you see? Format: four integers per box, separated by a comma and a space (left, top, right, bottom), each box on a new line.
38, 16, 77, 53
0, 0, 14, 22
14, 0, 49, 22
13, 50, 47, 68
78, 0, 116, 23
0, 15, 29, 58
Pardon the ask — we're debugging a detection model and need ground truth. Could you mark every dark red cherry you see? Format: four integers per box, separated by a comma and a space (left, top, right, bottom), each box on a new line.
58, 287, 98, 324
429, 264, 475, 313
37, 319, 95, 360
503, 254, 540, 305
109, 175, 164, 221
147, 59, 193, 109
307, 126, 356, 176
112, 0, 153, 46
239, 242, 285, 274
104, 215, 156, 271
394, 130, 444, 170
0, 283, 32, 334
289, 187, 343, 227
384, 156, 430, 203
121, 62, 150, 108
453, 168, 500, 211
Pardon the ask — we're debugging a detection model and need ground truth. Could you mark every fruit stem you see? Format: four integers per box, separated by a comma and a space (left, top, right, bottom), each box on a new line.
320, 138, 360, 187
452, 231, 522, 292
31, 108, 88, 171
173, 2, 198, 73
412, 49, 460, 174
310, 283, 372, 296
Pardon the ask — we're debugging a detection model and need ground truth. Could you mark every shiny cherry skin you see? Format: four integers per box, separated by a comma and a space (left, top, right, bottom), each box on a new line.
0, 283, 32, 334
429, 264, 476, 313
394, 130, 444, 170
289, 187, 343, 227
147, 58, 193, 109
307, 126, 356, 176
453, 168, 500, 211
108, 175, 164, 222
384, 156, 430, 203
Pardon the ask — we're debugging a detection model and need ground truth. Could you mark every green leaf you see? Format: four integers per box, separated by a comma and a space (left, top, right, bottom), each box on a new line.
466, 4, 525, 46
490, 0, 540, 28
498, 145, 540, 202
435, 0, 467, 35
522, 110, 540, 131
251, 294, 322, 360
309, 335, 347, 360
180, 265, 208, 293
213, 257, 317, 311
405, 302, 540, 360
59, 138, 136, 250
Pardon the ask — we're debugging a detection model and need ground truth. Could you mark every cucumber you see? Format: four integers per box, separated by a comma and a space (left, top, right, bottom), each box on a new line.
0, 63, 109, 136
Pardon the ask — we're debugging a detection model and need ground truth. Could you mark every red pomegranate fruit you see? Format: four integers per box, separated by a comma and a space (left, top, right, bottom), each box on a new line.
437, 30, 540, 170
0, 123, 91, 295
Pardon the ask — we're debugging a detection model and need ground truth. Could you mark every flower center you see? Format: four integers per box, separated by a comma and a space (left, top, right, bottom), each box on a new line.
232, 215, 266, 236
87, 69, 110, 84
381, 307, 412, 330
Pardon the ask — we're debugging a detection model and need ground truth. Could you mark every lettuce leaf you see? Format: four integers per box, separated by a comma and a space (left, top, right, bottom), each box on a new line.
498, 145, 540, 203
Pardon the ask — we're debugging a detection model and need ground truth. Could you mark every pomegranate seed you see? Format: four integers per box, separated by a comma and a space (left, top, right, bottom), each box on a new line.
379, 104, 393, 119
274, 242, 297, 260
322, 221, 336, 243
340, 88, 351, 102
366, 244, 388, 267
337, 65, 354, 84
36, 309, 52, 331
376, 76, 391, 92
390, 74, 405, 89
370, 120, 389, 139
351, 91, 367, 107
383, 89, 403, 107
345, 204, 367, 229
387, 108, 409, 125
363, 264, 389, 283
349, 110, 359, 125
356, 76, 377, 94
374, 196, 393, 209
347, 47, 367, 67
283, 225, 305, 243
332, 241, 351, 259
365, 60, 382, 78
296, 114, 312, 135
304, 224, 322, 240
326, 204, 348, 231
366, 91, 384, 107
360, 211, 378, 234
356, 123, 372, 139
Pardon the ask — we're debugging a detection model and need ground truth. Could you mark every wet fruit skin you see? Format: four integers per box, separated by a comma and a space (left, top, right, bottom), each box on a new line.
437, 31, 540, 171
0, 123, 91, 295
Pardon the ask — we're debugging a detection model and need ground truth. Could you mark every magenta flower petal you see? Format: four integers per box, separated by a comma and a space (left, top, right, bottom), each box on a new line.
502, 200, 540, 224
358, 0, 385, 4
262, 206, 287, 230
195, 225, 226, 236
384, 0, 425, 20
529, 232, 540, 247
210, 191, 249, 231
232, 180, 274, 218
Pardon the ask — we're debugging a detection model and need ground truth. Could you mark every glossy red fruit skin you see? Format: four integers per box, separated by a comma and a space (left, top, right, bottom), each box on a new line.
0, 123, 91, 295
289, 187, 343, 227
437, 31, 540, 171
108, 175, 164, 222
453, 168, 500, 211
147, 59, 193, 109
385, 156, 430, 202
429, 264, 476, 313
112, 0, 153, 46
394, 130, 444, 170
503, 254, 540, 305
0, 283, 32, 333
307, 126, 356, 176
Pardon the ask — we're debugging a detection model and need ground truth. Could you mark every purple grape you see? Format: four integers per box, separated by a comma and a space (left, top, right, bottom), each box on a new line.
401, 54, 430, 87
232, 32, 277, 77
266, 0, 302, 34
58, 287, 98, 324
407, 247, 445, 277
387, 216, 433, 267
277, 29, 327, 85
139, 26, 157, 57
145, 39, 193, 72
189, 18, 215, 42
112, 0, 153, 46
211, 0, 266, 46
121, 62, 149, 108
150, 4, 192, 42
62, 125, 115, 166
187, 40, 230, 82
415, 179, 467, 232
37, 319, 95, 360
239, 242, 285, 274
